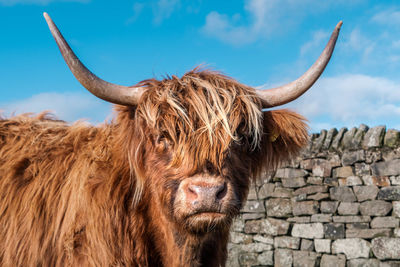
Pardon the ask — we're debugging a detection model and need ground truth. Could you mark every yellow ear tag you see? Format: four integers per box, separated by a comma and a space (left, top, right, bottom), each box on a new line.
269, 129, 280, 142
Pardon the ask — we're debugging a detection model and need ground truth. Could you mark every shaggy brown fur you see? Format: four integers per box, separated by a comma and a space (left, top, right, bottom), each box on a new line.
0, 69, 308, 266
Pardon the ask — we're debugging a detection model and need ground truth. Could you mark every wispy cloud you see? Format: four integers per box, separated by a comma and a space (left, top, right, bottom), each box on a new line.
1, 92, 111, 124
127, 0, 182, 25
0, 0, 89, 5
372, 8, 400, 26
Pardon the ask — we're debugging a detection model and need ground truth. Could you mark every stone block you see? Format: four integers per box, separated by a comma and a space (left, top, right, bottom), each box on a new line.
241, 242, 273, 252
362, 126, 386, 149
274, 236, 300, 249
307, 176, 323, 185
321, 201, 339, 214
238, 252, 258, 266
331, 127, 347, 151
346, 228, 392, 239
313, 129, 327, 151
371, 159, 400, 176
231, 218, 245, 232
333, 166, 355, 178
338, 176, 363, 186
394, 202, 400, 218
378, 261, 400, 267
314, 239, 331, 253
230, 232, 253, 244
300, 159, 314, 170
332, 216, 371, 223
242, 200, 265, 213
257, 251, 273, 266
372, 237, 400, 260
311, 214, 332, 223
242, 213, 264, 220
338, 202, 360, 215
287, 216, 311, 223
307, 192, 329, 201
257, 183, 275, 199
270, 187, 293, 198
300, 239, 314, 251
265, 198, 292, 217
342, 150, 365, 166
312, 159, 332, 177
293, 185, 328, 196
330, 186, 356, 202
282, 177, 306, 188
244, 220, 261, 234
323, 128, 338, 150
259, 218, 290, 236
346, 222, 369, 229
291, 223, 324, 239
391, 176, 400, 185
320, 254, 346, 267
353, 185, 379, 202
252, 234, 274, 244
355, 162, 371, 176
372, 176, 391, 187
274, 248, 293, 267
371, 217, 399, 228
366, 150, 383, 163
377, 187, 400, 201
332, 238, 371, 259
292, 201, 319, 216
384, 129, 400, 147
324, 223, 345, 239
293, 251, 318, 267
341, 127, 357, 150
275, 168, 308, 179
360, 200, 392, 216
347, 259, 380, 267
324, 177, 339, 186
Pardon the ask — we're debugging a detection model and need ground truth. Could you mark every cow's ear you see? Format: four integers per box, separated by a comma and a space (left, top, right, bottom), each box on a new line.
250, 109, 309, 180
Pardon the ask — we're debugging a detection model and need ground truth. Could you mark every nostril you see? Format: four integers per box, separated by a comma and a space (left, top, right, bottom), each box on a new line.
216, 183, 227, 200
187, 185, 199, 199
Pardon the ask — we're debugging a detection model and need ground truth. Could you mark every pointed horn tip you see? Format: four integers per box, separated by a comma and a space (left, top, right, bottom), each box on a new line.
336, 21, 343, 30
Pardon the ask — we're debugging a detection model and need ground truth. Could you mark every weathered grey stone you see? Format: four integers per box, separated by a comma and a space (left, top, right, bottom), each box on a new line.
293, 251, 318, 267
242, 213, 265, 220
363, 126, 386, 149
312, 159, 332, 177
311, 214, 332, 223
252, 234, 274, 244
287, 216, 311, 223
324, 177, 339, 186
346, 222, 370, 229
353, 185, 379, 202
341, 127, 357, 150
238, 252, 258, 266
354, 124, 369, 148
323, 128, 338, 150
294, 193, 307, 202
379, 261, 400, 267
257, 251, 274, 266
360, 200, 392, 216
333, 216, 371, 223
276, 168, 308, 179
300, 239, 314, 251
371, 217, 399, 228
260, 218, 290, 235
338, 202, 360, 215
265, 198, 292, 217
242, 200, 265, 213
371, 159, 400, 176
244, 220, 261, 233
300, 159, 314, 170
383, 147, 400, 161
241, 242, 273, 252
230, 232, 253, 244
321, 201, 339, 214
307, 176, 323, 185
247, 186, 258, 200
372, 237, 400, 260
347, 259, 380, 267
394, 202, 400, 218
231, 218, 245, 232
342, 150, 365, 166
346, 228, 392, 239
395, 228, 400, 237
294, 185, 328, 196
258, 183, 275, 199
377, 187, 400, 201
366, 150, 383, 163
291, 223, 324, 239
274, 249, 293, 267
292, 201, 319, 216
362, 175, 375, 185
391, 176, 400, 185
314, 239, 331, 253
385, 129, 400, 148
274, 236, 300, 249
313, 130, 327, 151
333, 166, 355, 178
320, 254, 346, 267
330, 186, 357, 202
282, 177, 306, 188
355, 162, 371, 176
226, 244, 241, 267
338, 176, 363, 186
270, 187, 293, 198
331, 127, 347, 151
324, 223, 345, 239
332, 238, 371, 259
307, 192, 329, 201
373, 176, 391, 187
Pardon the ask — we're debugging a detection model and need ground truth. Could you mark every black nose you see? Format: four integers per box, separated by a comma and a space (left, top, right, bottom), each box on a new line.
187, 182, 227, 204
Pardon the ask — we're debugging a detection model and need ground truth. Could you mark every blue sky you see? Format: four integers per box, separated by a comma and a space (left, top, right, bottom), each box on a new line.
1, 0, 400, 132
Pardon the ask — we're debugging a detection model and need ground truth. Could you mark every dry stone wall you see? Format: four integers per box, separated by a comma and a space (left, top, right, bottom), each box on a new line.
228, 125, 400, 267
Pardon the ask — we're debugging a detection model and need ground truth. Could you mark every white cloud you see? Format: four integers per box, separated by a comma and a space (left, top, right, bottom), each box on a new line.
265, 74, 400, 131
127, 0, 182, 25
1, 92, 111, 124
372, 9, 400, 26
0, 0, 89, 5
300, 30, 329, 56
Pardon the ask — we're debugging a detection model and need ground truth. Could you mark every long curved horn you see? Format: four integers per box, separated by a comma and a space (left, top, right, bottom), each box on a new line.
257, 21, 343, 108
43, 12, 143, 106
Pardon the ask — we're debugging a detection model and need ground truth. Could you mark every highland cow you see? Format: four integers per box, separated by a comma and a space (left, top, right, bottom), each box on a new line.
0, 13, 342, 267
